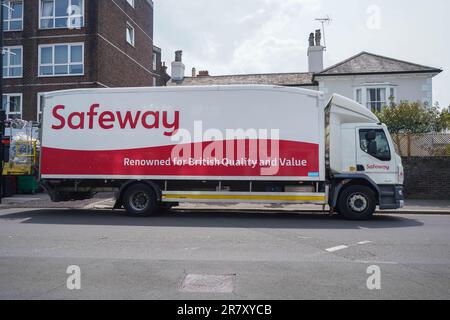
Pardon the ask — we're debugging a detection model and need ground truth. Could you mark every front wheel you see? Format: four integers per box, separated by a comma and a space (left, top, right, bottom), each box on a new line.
123, 183, 158, 217
337, 185, 376, 220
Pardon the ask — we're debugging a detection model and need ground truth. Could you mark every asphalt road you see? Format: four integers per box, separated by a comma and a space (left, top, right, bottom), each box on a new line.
0, 208, 449, 300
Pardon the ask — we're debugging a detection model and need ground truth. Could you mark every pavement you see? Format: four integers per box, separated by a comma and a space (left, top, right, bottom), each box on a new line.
1, 193, 449, 215
0, 193, 113, 209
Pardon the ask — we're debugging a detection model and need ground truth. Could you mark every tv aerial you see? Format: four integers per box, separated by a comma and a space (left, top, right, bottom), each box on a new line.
315, 15, 332, 49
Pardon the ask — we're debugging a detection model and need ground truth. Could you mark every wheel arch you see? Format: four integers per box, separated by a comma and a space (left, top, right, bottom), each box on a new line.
329, 174, 380, 210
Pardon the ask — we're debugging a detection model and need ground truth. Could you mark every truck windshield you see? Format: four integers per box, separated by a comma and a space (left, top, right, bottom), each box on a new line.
359, 129, 391, 161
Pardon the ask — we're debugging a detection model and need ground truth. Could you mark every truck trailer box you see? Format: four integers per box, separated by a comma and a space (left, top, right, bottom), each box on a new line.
41, 86, 325, 181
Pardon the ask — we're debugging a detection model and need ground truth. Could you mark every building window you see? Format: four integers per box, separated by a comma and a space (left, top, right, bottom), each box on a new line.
2, 46, 22, 78
126, 0, 135, 8
355, 88, 362, 104
354, 85, 396, 112
389, 87, 396, 104
37, 93, 47, 122
39, 43, 84, 77
40, 0, 84, 29
367, 88, 386, 112
2, 0, 23, 31
2, 94, 22, 120
153, 52, 157, 71
126, 23, 135, 46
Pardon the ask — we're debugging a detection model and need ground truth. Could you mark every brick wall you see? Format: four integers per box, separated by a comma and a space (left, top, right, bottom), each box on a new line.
3, 0, 155, 121
402, 157, 450, 200
97, 0, 155, 87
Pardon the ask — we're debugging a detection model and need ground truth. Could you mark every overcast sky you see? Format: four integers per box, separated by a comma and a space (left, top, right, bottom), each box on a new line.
154, 0, 450, 108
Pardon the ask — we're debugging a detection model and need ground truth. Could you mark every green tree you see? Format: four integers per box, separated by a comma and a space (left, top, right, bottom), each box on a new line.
438, 108, 450, 131
375, 101, 449, 134
375, 101, 450, 156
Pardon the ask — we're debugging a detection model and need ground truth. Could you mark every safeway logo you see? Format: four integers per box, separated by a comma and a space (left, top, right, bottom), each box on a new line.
367, 164, 390, 170
51, 104, 180, 137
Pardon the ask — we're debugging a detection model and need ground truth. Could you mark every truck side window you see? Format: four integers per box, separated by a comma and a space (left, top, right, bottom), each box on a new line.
359, 129, 391, 161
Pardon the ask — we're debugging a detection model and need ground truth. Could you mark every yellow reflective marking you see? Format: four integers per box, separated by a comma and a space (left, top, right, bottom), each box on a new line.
162, 194, 326, 201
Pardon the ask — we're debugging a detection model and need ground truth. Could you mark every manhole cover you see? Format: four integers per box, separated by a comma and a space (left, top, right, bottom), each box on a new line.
180, 274, 234, 293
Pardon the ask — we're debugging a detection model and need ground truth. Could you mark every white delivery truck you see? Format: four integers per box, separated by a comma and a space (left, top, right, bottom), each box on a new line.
39, 85, 404, 220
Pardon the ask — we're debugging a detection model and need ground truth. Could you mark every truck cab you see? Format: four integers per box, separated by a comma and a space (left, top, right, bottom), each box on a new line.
326, 94, 404, 219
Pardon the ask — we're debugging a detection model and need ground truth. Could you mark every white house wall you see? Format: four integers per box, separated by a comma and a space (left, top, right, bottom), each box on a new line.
315, 73, 436, 108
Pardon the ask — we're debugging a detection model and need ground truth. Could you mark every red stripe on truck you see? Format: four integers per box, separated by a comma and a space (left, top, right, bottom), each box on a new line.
41, 139, 319, 177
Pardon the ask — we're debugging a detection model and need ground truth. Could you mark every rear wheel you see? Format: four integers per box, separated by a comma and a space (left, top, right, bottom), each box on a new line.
123, 183, 158, 217
337, 185, 376, 220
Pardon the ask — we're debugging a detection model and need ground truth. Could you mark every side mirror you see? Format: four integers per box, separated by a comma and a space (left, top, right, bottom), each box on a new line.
368, 140, 378, 156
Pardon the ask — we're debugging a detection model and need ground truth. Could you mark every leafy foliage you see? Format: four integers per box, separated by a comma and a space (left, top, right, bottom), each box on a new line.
375, 101, 450, 134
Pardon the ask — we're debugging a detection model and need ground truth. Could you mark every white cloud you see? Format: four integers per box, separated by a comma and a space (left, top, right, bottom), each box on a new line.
155, 0, 321, 74
229, 0, 321, 73
154, 0, 450, 107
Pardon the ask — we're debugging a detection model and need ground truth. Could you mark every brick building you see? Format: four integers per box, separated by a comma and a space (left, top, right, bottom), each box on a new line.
152, 45, 170, 87
2, 0, 168, 122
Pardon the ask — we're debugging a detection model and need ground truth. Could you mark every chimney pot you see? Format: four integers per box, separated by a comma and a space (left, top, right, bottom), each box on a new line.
315, 29, 322, 46
171, 50, 186, 81
307, 32, 324, 73
175, 50, 183, 62
309, 33, 315, 47
198, 70, 210, 77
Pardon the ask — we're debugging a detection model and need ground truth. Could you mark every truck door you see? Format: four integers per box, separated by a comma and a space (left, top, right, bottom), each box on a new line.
356, 128, 397, 185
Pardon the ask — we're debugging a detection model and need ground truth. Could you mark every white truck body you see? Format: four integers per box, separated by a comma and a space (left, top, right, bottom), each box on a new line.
40, 85, 404, 219
41, 85, 324, 181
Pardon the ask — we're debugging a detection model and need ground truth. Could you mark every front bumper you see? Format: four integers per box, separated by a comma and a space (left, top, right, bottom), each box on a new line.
379, 185, 404, 210
396, 186, 405, 208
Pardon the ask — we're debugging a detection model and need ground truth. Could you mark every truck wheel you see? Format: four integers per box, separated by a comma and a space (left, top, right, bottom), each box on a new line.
123, 183, 158, 217
337, 185, 376, 220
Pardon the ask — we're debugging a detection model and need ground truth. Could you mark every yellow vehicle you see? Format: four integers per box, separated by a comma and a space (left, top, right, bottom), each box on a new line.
2, 120, 40, 177
2, 139, 38, 176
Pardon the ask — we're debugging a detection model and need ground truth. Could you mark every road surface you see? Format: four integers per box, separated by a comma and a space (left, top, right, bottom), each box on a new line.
0, 208, 449, 300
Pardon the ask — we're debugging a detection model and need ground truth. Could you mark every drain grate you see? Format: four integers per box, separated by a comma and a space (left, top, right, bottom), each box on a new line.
180, 274, 235, 293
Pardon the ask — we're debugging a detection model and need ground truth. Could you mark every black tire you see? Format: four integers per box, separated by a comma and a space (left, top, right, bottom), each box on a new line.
123, 183, 158, 217
337, 185, 376, 220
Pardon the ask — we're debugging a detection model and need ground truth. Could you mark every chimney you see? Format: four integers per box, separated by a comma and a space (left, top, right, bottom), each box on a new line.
307, 30, 325, 73
192, 67, 197, 77
198, 70, 210, 77
171, 50, 185, 81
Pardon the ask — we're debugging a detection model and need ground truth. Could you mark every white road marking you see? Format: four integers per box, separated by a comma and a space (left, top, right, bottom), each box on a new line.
326, 245, 349, 252
2, 198, 41, 201
357, 240, 372, 245
355, 260, 399, 265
